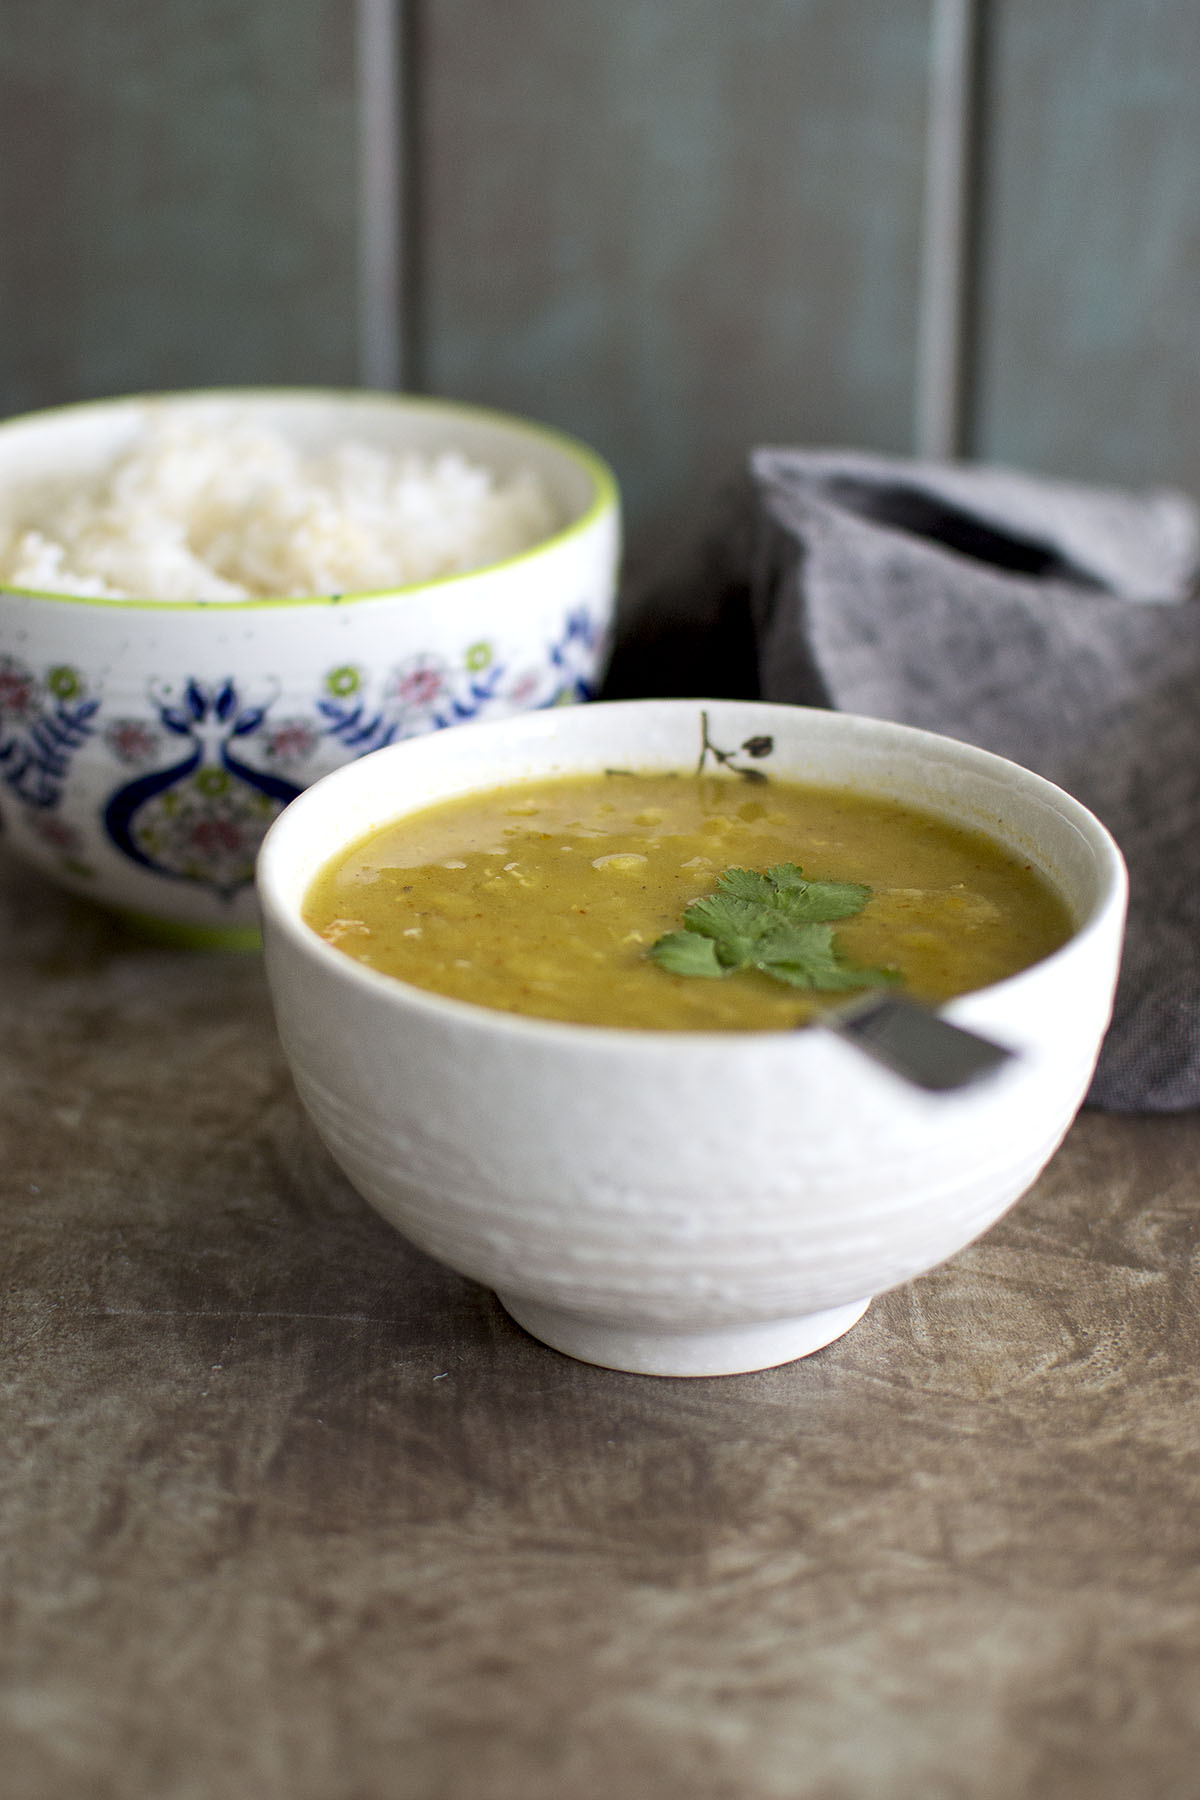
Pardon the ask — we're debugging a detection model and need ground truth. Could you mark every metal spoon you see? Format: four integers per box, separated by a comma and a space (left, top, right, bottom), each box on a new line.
821, 990, 1015, 1092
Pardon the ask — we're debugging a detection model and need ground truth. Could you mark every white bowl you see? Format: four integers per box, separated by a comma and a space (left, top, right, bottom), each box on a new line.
0, 388, 620, 944
257, 699, 1127, 1377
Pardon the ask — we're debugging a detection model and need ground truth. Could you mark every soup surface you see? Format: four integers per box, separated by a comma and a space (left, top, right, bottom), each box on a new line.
303, 770, 1074, 1030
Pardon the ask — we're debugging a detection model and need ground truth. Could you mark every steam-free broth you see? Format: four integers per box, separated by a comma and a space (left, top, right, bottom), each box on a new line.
303, 771, 1073, 1030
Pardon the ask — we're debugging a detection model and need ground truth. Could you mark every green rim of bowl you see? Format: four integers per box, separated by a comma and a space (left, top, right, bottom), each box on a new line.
114, 904, 263, 951
0, 386, 621, 613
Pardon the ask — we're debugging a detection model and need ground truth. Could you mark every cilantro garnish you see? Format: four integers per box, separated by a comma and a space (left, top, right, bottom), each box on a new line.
648, 863, 896, 992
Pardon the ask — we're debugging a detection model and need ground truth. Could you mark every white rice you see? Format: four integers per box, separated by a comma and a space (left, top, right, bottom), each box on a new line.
0, 409, 561, 600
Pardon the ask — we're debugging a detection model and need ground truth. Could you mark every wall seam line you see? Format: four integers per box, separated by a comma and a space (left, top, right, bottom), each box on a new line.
356, 0, 404, 391
915, 0, 984, 461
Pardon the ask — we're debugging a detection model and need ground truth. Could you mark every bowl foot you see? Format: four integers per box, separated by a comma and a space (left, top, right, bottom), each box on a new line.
494, 1292, 871, 1377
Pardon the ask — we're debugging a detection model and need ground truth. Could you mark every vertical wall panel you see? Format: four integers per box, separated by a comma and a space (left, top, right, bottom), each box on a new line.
971, 0, 1200, 497
415, 0, 931, 563
0, 1, 361, 413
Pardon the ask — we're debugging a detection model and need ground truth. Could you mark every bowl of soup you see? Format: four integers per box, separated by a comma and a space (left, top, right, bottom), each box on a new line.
256, 698, 1127, 1376
0, 387, 620, 944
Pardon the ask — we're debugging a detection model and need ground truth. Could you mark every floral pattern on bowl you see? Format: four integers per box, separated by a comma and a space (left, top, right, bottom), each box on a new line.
0, 607, 605, 904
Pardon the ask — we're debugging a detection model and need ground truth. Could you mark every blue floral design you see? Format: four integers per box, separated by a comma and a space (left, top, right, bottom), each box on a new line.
102, 679, 304, 898
318, 606, 602, 752
0, 657, 100, 811
2, 605, 605, 900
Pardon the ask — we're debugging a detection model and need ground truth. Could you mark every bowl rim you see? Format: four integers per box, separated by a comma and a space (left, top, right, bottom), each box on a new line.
0, 385, 621, 613
256, 697, 1130, 1056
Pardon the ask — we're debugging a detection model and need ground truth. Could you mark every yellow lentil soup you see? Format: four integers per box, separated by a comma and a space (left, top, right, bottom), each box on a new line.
302, 770, 1074, 1031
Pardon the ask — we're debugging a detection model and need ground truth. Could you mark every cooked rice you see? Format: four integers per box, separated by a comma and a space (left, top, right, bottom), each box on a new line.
0, 409, 561, 600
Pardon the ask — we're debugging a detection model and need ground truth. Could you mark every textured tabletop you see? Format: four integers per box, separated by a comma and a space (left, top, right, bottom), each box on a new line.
4, 841, 1200, 1800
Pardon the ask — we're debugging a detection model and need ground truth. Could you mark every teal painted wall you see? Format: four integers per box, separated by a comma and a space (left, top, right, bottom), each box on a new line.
972, 0, 1200, 495
415, 0, 927, 562
2, 1, 1200, 563
0, 2, 359, 410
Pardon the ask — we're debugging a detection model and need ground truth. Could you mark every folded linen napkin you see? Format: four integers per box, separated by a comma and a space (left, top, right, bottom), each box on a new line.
606, 449, 1200, 1111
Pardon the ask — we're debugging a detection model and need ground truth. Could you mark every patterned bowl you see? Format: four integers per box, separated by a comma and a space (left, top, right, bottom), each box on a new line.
257, 698, 1128, 1377
0, 388, 620, 944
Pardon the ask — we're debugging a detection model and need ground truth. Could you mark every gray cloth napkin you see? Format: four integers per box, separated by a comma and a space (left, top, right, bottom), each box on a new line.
607, 448, 1200, 1111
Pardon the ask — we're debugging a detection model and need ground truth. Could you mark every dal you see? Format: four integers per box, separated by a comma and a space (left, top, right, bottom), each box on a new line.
303, 770, 1073, 1031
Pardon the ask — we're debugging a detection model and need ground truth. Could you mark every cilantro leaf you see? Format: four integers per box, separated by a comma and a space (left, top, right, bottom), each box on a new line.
679, 893, 771, 965
648, 862, 894, 994
715, 867, 778, 905
752, 920, 893, 990
646, 930, 727, 978
775, 879, 873, 924
719, 863, 871, 923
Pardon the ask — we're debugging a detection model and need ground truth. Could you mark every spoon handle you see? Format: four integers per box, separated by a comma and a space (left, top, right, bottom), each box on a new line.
822, 991, 1015, 1092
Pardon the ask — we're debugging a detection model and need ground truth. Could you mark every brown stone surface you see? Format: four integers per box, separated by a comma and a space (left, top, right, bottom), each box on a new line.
3, 842, 1200, 1800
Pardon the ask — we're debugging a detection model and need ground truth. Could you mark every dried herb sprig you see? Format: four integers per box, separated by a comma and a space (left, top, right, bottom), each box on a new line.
696, 710, 775, 782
